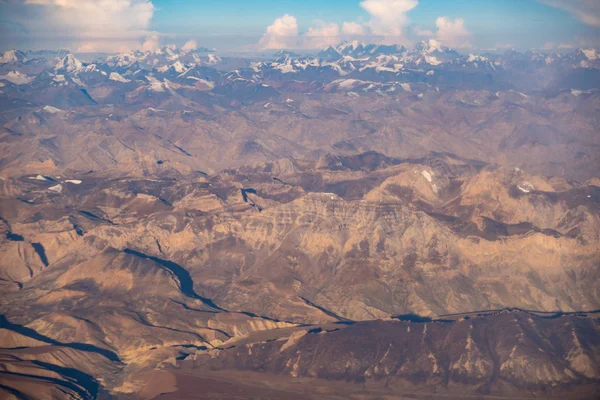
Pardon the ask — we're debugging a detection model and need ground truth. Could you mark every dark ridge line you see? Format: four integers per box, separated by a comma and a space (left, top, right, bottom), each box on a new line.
156, 239, 164, 255
32, 361, 101, 399
6, 232, 24, 241
240, 188, 263, 212
272, 177, 294, 187
438, 307, 600, 318
158, 197, 173, 207
133, 311, 222, 340
166, 140, 192, 156
240, 188, 257, 202
239, 311, 302, 326
0, 315, 121, 362
0, 370, 93, 400
392, 313, 454, 323
171, 344, 208, 350
0, 382, 34, 400
78, 210, 115, 225
0, 277, 23, 290
72, 224, 85, 236
16, 198, 34, 205
170, 299, 219, 314
299, 296, 352, 322
1, 217, 25, 242
31, 243, 49, 267
39, 175, 57, 182
79, 88, 98, 105
123, 248, 226, 311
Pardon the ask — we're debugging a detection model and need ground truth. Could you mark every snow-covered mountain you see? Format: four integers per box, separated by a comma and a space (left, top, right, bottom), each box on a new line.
0, 40, 598, 110
0, 50, 27, 64
54, 54, 84, 73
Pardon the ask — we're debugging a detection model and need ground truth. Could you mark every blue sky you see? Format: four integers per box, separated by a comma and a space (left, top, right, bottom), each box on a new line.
151, 0, 572, 34
0, 0, 598, 53
150, 0, 595, 48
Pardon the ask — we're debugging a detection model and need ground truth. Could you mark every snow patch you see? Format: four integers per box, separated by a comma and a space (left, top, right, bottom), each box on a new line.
207, 54, 222, 64
146, 76, 165, 92
0, 50, 22, 64
48, 184, 63, 193
0, 71, 34, 85
425, 55, 441, 65
582, 49, 597, 60
109, 72, 130, 83
421, 170, 433, 182
171, 61, 186, 73
518, 182, 534, 193
42, 105, 61, 114
65, 180, 82, 184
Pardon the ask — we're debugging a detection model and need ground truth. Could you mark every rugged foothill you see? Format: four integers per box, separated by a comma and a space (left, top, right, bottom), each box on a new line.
0, 42, 599, 398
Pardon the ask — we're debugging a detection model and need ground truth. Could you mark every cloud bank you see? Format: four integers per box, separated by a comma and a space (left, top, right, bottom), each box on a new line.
259, 14, 300, 49
8, 0, 157, 52
360, 0, 418, 39
435, 17, 472, 48
259, 0, 421, 49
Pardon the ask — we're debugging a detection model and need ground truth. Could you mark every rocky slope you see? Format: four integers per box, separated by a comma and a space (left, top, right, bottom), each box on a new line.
187, 310, 600, 399
0, 151, 598, 397
1, 42, 599, 399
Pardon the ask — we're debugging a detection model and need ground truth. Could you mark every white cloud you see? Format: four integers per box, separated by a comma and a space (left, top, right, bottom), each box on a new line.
360, 0, 418, 40
258, 1, 421, 49
15, 0, 155, 52
305, 22, 341, 48
435, 16, 472, 48
181, 39, 197, 53
342, 21, 368, 36
539, 0, 600, 27
141, 34, 160, 52
259, 14, 299, 49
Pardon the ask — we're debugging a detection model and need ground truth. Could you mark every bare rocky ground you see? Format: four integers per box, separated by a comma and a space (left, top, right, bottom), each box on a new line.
1, 150, 599, 399
1, 45, 599, 399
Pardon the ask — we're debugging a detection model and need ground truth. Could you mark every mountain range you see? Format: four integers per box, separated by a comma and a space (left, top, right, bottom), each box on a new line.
0, 40, 599, 399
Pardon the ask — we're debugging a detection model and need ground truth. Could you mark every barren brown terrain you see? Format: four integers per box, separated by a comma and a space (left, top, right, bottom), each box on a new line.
0, 42, 599, 399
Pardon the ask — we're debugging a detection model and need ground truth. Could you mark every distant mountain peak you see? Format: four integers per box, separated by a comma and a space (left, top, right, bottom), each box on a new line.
413, 39, 450, 54
337, 40, 365, 52
0, 49, 27, 64
55, 53, 83, 73
274, 50, 300, 58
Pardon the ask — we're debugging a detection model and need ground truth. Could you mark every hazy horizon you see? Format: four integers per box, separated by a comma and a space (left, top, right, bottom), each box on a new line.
1, 0, 599, 53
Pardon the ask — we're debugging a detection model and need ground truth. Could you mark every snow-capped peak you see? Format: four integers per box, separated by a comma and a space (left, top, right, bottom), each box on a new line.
414, 39, 446, 54
337, 40, 364, 52
0, 70, 34, 85
467, 54, 488, 62
207, 54, 222, 64
0, 50, 26, 64
55, 54, 83, 73
109, 72, 130, 83
106, 50, 143, 67
581, 48, 598, 60
171, 60, 186, 73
